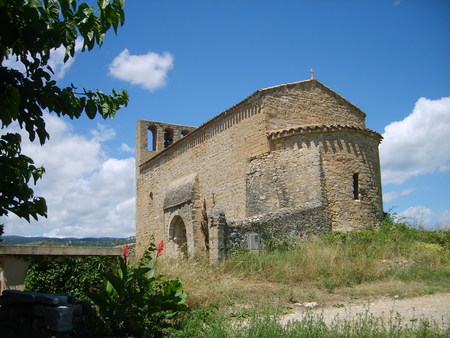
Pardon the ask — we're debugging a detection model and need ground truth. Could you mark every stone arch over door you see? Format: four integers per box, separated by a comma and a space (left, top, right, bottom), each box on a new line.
168, 215, 188, 258
163, 173, 200, 258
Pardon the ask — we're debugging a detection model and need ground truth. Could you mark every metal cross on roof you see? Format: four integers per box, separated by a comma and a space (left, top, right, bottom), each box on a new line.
309, 68, 316, 79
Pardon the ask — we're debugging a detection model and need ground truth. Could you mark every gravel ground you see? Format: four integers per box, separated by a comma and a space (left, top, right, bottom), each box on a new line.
281, 293, 450, 329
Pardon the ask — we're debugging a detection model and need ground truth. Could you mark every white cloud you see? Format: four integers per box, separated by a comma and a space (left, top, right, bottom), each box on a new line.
2, 55, 27, 73
47, 38, 83, 79
1, 38, 83, 80
395, 206, 433, 228
90, 123, 116, 142
109, 49, 174, 91
0, 114, 135, 238
383, 188, 416, 202
380, 96, 450, 184
395, 206, 450, 230
120, 143, 135, 153
436, 211, 450, 231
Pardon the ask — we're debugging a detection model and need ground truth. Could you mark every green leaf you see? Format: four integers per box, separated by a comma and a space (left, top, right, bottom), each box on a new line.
47, 0, 60, 20
27, 0, 43, 8
2, 85, 21, 121
103, 271, 125, 295
98, 0, 109, 9
104, 279, 114, 295
85, 99, 97, 119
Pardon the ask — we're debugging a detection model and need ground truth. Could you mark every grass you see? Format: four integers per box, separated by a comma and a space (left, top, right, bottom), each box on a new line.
158, 216, 449, 309
158, 216, 449, 336
169, 307, 448, 337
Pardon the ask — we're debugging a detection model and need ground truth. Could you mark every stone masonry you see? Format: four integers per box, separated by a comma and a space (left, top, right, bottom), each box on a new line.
135, 79, 383, 261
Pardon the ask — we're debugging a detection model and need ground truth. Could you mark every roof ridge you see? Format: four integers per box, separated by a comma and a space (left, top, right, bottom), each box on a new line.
194, 78, 319, 131
258, 78, 315, 92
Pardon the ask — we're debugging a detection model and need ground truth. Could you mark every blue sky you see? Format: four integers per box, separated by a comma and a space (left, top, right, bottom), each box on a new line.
1, 0, 449, 237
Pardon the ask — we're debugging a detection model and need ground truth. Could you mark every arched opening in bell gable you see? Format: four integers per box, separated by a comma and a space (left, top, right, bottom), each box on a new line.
180, 129, 190, 139
148, 125, 157, 151
164, 128, 174, 148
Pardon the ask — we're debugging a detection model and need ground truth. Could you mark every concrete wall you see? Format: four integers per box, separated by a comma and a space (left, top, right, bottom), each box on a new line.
0, 246, 122, 292
0, 257, 29, 291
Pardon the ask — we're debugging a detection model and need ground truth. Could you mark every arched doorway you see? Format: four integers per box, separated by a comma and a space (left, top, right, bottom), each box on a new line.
169, 216, 188, 258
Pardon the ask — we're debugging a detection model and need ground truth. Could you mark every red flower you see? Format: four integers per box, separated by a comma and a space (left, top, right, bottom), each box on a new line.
122, 245, 129, 258
156, 240, 164, 257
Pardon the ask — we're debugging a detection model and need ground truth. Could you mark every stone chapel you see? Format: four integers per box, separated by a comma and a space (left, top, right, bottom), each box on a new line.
135, 78, 383, 261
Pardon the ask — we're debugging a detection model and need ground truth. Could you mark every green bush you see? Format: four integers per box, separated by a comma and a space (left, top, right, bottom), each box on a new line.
24, 256, 117, 300
88, 243, 189, 337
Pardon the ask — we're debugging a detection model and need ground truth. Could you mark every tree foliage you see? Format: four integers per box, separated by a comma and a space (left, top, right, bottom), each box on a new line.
0, 0, 129, 230
24, 255, 118, 301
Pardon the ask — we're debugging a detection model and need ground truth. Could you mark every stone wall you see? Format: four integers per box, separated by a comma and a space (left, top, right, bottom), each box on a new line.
136, 99, 269, 258
245, 148, 325, 217
136, 121, 197, 165
263, 80, 366, 131
227, 206, 332, 251
270, 126, 383, 231
135, 79, 383, 259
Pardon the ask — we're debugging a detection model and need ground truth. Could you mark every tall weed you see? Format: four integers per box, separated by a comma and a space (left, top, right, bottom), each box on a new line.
159, 216, 449, 307
171, 307, 447, 337
223, 217, 449, 289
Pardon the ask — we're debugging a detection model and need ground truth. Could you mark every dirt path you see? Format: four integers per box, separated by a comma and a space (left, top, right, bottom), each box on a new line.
281, 293, 450, 328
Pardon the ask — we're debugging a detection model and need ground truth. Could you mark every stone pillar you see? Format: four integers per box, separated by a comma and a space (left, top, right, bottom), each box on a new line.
156, 126, 165, 151
136, 121, 149, 165
208, 207, 227, 263
173, 129, 181, 143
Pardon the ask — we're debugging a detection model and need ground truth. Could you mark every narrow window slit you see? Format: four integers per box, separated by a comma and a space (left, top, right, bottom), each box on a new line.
353, 173, 359, 200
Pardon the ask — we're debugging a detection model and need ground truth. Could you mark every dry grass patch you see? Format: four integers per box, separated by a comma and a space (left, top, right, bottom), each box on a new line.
157, 219, 449, 309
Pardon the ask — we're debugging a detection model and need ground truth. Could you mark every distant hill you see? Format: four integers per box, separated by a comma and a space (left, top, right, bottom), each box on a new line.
0, 236, 135, 247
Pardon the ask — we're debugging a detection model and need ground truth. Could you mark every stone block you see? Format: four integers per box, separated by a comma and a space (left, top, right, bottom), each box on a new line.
44, 306, 73, 332
0, 307, 14, 321
36, 294, 68, 306
33, 304, 46, 318
31, 317, 47, 338
12, 303, 34, 317
68, 303, 83, 316
14, 315, 33, 337
0, 325, 14, 338
2, 290, 36, 304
